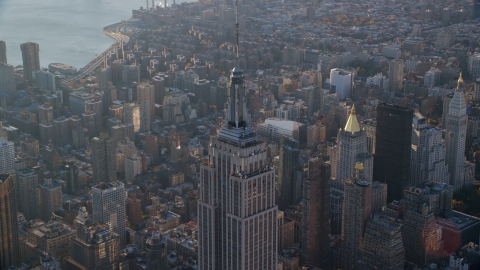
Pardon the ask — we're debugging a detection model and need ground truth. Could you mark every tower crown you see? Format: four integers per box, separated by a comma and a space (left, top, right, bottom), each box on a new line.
344, 104, 361, 133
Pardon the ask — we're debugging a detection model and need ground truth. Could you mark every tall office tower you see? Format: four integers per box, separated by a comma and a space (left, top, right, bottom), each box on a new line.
341, 163, 372, 270
145, 132, 160, 163
445, 74, 470, 191
146, 232, 168, 269
92, 182, 127, 247
329, 68, 353, 99
16, 168, 39, 220
109, 105, 124, 123
198, 23, 278, 268
65, 160, 78, 194
410, 114, 449, 186
123, 102, 141, 132
68, 223, 120, 269
278, 137, 300, 210
403, 191, 439, 266
39, 122, 54, 145
300, 158, 330, 268
137, 83, 155, 120
360, 119, 376, 154
53, 116, 70, 146
0, 41, 6, 63
0, 137, 15, 173
0, 63, 16, 93
91, 137, 117, 183
37, 178, 62, 222
330, 105, 373, 182
38, 104, 53, 123
362, 212, 405, 270
373, 103, 413, 202
20, 42, 40, 83
152, 75, 165, 104
0, 174, 20, 268
85, 98, 103, 133
388, 59, 404, 92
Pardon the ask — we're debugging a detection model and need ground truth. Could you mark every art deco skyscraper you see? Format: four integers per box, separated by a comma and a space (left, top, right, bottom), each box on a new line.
301, 157, 330, 268
197, 6, 278, 267
0, 174, 20, 269
0, 41, 7, 63
330, 105, 373, 182
445, 73, 471, 191
341, 163, 372, 270
373, 103, 413, 201
92, 182, 127, 247
20, 42, 40, 83
410, 114, 449, 185
91, 136, 117, 183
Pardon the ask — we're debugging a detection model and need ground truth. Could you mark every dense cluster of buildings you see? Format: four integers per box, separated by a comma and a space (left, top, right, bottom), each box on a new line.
2, 0, 480, 269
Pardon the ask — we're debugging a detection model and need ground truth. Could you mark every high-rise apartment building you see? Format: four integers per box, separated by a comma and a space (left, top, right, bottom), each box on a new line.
388, 59, 404, 92
92, 182, 127, 247
91, 137, 117, 183
38, 104, 54, 124
68, 223, 120, 269
0, 173, 20, 268
198, 63, 278, 269
410, 114, 449, 186
301, 158, 330, 268
362, 213, 404, 270
125, 156, 142, 182
330, 105, 373, 182
137, 83, 155, 120
20, 42, 40, 83
278, 137, 300, 210
341, 163, 372, 270
445, 74, 472, 191
53, 116, 70, 146
38, 178, 62, 222
373, 103, 413, 201
64, 160, 78, 194
0, 41, 7, 63
16, 168, 39, 220
0, 63, 16, 93
0, 137, 15, 173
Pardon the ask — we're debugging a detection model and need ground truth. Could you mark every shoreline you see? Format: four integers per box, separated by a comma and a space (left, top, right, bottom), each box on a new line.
60, 21, 130, 85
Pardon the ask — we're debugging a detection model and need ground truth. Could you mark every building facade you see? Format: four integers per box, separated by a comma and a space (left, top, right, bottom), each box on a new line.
20, 42, 40, 83
91, 137, 117, 183
0, 174, 19, 268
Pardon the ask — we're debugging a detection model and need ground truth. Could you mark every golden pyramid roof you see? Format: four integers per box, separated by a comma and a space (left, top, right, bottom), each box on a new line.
344, 104, 361, 133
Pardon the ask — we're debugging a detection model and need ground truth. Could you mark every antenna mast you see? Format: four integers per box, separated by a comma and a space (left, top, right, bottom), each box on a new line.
235, 0, 239, 68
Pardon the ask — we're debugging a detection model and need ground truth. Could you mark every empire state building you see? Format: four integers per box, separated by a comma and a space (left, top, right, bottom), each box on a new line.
197, 23, 278, 270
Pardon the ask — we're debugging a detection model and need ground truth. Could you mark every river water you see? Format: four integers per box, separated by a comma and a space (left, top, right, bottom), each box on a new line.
0, 0, 193, 68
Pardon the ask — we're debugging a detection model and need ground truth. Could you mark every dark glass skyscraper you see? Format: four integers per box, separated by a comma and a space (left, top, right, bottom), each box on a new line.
373, 103, 413, 202
20, 42, 40, 83
277, 136, 300, 210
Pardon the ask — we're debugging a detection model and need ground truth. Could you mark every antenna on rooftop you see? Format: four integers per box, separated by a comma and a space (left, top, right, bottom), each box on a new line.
235, 0, 239, 68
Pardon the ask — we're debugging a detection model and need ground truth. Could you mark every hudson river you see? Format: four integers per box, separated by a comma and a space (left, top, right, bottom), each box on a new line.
0, 0, 193, 69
